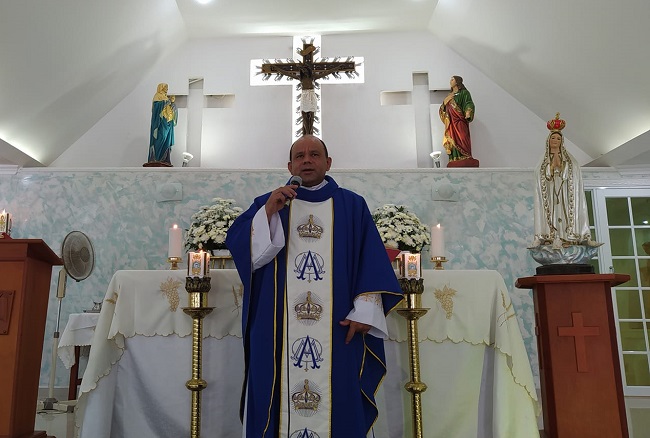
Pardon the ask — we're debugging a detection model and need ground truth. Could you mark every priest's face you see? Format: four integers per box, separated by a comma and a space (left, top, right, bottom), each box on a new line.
288, 135, 332, 187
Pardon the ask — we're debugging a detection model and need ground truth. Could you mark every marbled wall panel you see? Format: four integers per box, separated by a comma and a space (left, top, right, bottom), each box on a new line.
1, 168, 546, 388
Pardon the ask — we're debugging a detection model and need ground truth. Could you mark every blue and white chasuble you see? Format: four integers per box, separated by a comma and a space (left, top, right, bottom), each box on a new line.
226, 176, 403, 438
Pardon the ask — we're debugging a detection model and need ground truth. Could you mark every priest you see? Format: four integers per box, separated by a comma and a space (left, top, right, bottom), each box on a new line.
226, 135, 403, 438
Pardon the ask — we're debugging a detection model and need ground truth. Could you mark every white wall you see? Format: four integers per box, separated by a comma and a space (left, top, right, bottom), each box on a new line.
52, 32, 591, 169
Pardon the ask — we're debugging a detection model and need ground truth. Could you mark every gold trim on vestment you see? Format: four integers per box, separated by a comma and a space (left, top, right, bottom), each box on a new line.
261, 258, 280, 438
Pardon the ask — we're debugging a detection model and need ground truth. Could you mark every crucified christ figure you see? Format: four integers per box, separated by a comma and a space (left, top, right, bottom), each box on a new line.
261, 39, 357, 136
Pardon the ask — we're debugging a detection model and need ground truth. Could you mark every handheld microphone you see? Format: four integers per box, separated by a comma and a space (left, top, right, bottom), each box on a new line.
285, 175, 302, 206
288, 175, 302, 187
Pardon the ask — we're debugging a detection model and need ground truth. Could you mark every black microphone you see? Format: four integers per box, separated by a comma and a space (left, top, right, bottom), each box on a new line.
288, 175, 302, 188
285, 175, 302, 205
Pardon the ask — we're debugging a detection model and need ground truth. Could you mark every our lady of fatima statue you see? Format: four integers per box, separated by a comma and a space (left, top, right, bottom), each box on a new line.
528, 113, 602, 272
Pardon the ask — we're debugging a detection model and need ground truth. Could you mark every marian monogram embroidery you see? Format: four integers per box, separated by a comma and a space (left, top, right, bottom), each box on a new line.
291, 335, 324, 372
290, 428, 321, 438
294, 250, 325, 282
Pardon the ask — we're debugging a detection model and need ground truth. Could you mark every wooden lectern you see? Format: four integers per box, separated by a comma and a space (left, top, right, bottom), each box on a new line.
515, 273, 630, 438
0, 239, 62, 438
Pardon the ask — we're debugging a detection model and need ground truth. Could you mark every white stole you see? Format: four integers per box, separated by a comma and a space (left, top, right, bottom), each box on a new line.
280, 198, 333, 438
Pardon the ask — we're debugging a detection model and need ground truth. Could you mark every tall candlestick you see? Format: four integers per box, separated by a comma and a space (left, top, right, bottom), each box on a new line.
169, 224, 183, 258
430, 224, 445, 257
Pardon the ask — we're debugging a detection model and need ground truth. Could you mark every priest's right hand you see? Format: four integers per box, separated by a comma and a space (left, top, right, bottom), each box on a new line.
265, 185, 297, 220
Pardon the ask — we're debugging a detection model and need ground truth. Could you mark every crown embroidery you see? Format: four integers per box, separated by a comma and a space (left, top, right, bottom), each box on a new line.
295, 291, 323, 322
291, 379, 321, 414
297, 214, 323, 239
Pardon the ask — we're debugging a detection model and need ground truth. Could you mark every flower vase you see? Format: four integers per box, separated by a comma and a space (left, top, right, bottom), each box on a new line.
210, 249, 232, 269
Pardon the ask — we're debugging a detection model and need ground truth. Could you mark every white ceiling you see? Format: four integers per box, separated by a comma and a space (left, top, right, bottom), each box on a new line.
0, 0, 648, 168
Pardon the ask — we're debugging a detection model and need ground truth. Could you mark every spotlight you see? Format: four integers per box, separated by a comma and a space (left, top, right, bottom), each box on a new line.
430, 151, 442, 168
182, 152, 194, 167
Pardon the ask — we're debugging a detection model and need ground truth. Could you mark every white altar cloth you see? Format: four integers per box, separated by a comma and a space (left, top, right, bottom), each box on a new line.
76, 269, 539, 438
381, 270, 540, 438
58, 312, 100, 369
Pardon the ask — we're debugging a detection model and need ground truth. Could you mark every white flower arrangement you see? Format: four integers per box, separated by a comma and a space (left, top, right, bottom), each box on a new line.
372, 204, 430, 254
185, 198, 243, 252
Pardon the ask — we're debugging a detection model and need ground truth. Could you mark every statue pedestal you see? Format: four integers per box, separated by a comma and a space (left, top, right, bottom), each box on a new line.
515, 273, 629, 438
447, 157, 479, 168
536, 263, 594, 275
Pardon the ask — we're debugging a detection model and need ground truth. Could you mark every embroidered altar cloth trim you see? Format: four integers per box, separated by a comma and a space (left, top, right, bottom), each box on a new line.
386, 269, 539, 413
106, 270, 243, 340
79, 269, 243, 398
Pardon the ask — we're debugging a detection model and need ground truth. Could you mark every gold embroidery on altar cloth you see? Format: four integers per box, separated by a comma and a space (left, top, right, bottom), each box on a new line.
434, 284, 456, 319
232, 284, 243, 315
104, 289, 119, 305
160, 277, 182, 312
498, 290, 516, 326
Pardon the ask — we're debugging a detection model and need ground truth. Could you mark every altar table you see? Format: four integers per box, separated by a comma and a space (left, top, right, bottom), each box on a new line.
76, 269, 539, 438
58, 312, 100, 399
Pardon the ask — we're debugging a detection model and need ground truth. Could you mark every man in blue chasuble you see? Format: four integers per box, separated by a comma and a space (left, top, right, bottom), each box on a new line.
226, 135, 403, 438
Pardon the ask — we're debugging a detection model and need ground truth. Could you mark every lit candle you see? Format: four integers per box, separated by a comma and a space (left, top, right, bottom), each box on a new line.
431, 223, 445, 257
168, 224, 182, 258
0, 210, 11, 235
405, 253, 421, 279
187, 251, 210, 278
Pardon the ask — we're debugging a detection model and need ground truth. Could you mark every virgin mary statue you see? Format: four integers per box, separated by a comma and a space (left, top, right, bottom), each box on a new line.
147, 83, 177, 166
529, 114, 601, 268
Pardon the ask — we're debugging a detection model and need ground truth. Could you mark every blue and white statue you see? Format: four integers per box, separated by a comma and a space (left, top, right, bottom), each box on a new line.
147, 83, 177, 165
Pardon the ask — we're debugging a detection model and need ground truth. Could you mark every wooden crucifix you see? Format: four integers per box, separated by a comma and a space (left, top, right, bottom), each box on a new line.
260, 38, 358, 137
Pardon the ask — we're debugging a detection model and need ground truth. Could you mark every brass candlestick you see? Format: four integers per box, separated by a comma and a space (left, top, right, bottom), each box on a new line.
168, 256, 181, 270
397, 277, 429, 438
183, 276, 214, 438
209, 255, 231, 269
430, 256, 447, 270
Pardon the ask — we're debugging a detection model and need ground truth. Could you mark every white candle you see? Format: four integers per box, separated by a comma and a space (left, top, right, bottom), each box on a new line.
405, 253, 421, 279
0, 210, 11, 234
431, 223, 445, 257
168, 224, 182, 258
187, 251, 210, 278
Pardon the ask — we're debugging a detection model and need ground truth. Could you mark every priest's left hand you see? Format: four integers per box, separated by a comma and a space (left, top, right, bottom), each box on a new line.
339, 319, 370, 344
